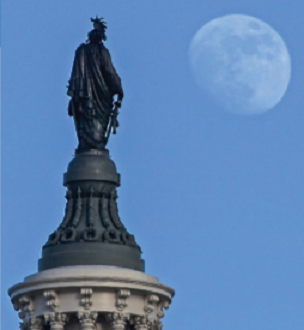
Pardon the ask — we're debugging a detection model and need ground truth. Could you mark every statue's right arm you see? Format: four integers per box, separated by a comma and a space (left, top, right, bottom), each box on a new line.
67, 44, 86, 99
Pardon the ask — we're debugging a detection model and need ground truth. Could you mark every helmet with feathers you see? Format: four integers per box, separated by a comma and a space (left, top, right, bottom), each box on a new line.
88, 17, 107, 42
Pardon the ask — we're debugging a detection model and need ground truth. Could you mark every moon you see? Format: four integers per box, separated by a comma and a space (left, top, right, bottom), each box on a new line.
189, 14, 291, 115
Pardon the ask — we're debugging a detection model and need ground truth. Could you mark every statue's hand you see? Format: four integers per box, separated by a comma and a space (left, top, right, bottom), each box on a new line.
114, 100, 122, 109
115, 92, 123, 109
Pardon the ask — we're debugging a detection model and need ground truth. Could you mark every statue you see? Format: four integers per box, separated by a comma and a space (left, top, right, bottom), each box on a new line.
67, 17, 124, 150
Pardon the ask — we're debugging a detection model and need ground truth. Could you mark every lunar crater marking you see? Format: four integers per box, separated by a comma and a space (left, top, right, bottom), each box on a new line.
189, 14, 291, 115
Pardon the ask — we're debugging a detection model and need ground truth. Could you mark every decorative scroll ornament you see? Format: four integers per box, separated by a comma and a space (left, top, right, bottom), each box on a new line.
77, 311, 98, 330
18, 295, 42, 330
59, 189, 74, 229
80, 288, 93, 310
116, 289, 130, 311
107, 312, 128, 330
109, 190, 125, 229
87, 186, 95, 227
18, 295, 34, 319
43, 290, 59, 311
42, 182, 141, 250
100, 188, 110, 228
13, 300, 20, 312
44, 312, 68, 330
144, 294, 159, 315
156, 300, 170, 319
71, 186, 83, 228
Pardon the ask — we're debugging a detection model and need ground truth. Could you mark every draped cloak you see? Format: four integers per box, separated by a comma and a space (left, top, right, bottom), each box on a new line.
67, 42, 123, 149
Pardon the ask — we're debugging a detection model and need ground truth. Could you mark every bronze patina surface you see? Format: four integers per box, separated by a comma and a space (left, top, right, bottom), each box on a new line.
39, 18, 144, 272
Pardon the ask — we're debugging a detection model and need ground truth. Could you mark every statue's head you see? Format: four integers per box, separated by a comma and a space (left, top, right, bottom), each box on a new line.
88, 17, 107, 43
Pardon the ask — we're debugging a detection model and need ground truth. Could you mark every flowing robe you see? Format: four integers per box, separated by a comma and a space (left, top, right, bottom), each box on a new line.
67, 42, 123, 149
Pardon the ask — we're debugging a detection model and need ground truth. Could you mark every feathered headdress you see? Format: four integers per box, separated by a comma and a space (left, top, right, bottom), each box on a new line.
91, 16, 107, 33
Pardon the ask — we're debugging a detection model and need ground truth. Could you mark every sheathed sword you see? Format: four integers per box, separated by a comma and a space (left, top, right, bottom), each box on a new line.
105, 102, 119, 144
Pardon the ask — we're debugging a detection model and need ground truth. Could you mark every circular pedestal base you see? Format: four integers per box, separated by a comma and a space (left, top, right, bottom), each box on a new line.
40, 148, 144, 272
39, 243, 144, 272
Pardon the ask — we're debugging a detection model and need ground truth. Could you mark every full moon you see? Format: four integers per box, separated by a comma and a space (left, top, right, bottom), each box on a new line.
189, 14, 291, 115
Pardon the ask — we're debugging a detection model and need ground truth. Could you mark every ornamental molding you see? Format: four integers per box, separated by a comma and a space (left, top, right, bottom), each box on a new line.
133, 315, 151, 330
9, 276, 175, 298
144, 294, 159, 314
43, 290, 59, 311
80, 288, 93, 310
19, 316, 43, 330
18, 296, 34, 320
107, 312, 128, 330
44, 312, 68, 330
116, 289, 130, 311
77, 311, 98, 330
132, 317, 162, 330
157, 300, 170, 319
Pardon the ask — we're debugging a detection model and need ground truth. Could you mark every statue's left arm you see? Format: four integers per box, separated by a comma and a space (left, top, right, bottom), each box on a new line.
101, 47, 124, 107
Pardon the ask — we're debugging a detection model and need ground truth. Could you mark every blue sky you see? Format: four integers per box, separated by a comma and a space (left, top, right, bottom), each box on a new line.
2, 1, 304, 329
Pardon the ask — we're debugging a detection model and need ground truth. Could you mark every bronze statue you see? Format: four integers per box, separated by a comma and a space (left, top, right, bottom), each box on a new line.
67, 17, 124, 150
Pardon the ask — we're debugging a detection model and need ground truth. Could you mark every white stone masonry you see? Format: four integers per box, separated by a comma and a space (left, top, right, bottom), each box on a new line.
9, 266, 174, 330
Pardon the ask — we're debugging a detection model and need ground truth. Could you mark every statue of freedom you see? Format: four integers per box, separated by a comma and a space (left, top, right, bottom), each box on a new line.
67, 17, 124, 150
